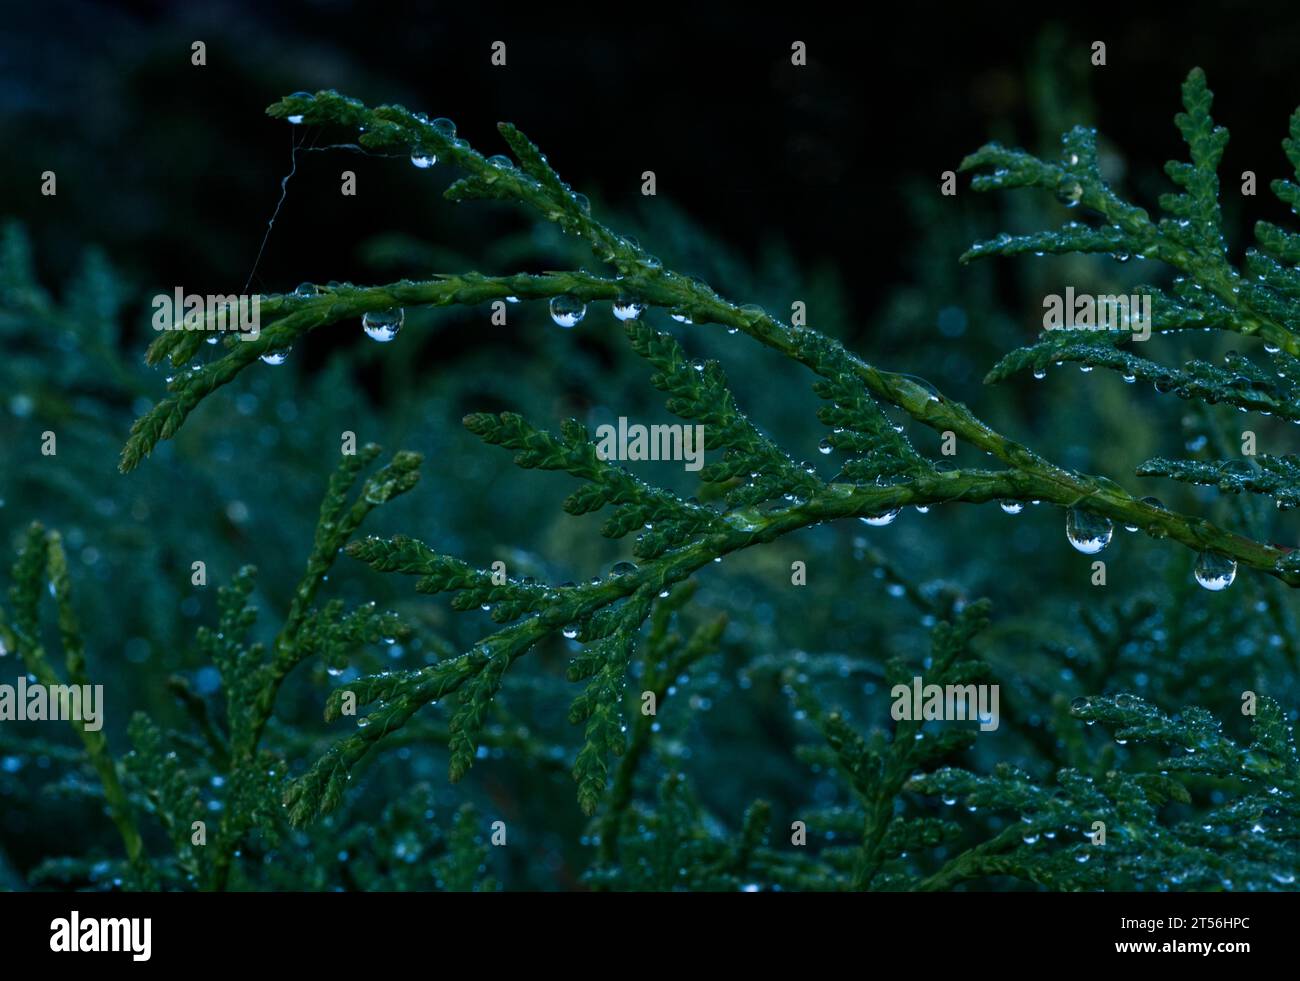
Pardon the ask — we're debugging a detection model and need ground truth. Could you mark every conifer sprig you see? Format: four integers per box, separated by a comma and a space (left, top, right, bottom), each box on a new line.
963, 68, 1300, 409
117, 77, 1300, 833
118, 86, 1298, 593
0, 525, 151, 886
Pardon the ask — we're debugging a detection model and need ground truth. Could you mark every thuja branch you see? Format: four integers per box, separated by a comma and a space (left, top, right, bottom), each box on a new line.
119, 89, 1295, 588
206, 444, 420, 890
0, 525, 152, 886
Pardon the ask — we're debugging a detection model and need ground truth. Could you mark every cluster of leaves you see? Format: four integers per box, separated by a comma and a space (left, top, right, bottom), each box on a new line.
0, 447, 483, 890
964, 68, 1300, 573
7, 64, 1300, 892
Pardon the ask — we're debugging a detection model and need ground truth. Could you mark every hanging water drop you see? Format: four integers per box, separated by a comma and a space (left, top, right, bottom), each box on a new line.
362, 308, 405, 342
1055, 179, 1083, 207
562, 624, 579, 640
410, 149, 436, 169
999, 500, 1024, 515
860, 508, 901, 527
612, 295, 644, 321
1065, 508, 1112, 554
1193, 551, 1236, 590
549, 295, 587, 328
1032, 367, 1047, 380
260, 348, 291, 365
817, 438, 834, 455
670, 309, 693, 324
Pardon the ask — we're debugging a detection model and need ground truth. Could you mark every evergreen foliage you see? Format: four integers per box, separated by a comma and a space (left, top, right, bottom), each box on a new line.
4, 63, 1299, 892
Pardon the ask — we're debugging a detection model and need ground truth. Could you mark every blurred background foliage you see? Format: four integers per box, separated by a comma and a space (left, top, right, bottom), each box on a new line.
1, 3, 1297, 889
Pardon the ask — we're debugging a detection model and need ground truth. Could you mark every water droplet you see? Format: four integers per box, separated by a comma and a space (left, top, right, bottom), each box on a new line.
612, 295, 644, 321
1065, 508, 1112, 554
670, 309, 693, 324
549, 295, 587, 328
610, 561, 638, 577
1055, 179, 1084, 207
356, 716, 370, 728
431, 117, 456, 138
562, 624, 579, 640
860, 508, 901, 527
487, 154, 513, 169
999, 500, 1024, 515
914, 504, 930, 514
294, 282, 318, 298
362, 308, 404, 342
1122, 373, 1136, 384
410, 149, 436, 168
1032, 367, 1047, 380
260, 348, 291, 365
1193, 551, 1236, 590
817, 438, 834, 455
1078, 365, 1093, 373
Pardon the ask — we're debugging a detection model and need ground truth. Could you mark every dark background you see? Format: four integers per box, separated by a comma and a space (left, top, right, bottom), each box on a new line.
6, 1, 1300, 353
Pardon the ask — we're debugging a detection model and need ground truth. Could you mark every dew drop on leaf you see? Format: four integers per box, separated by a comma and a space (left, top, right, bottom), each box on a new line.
1193, 551, 1236, 591
549, 295, 586, 328
860, 508, 901, 527
362, 308, 404, 342
1065, 508, 1112, 554
1055, 179, 1083, 207
612, 296, 644, 321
